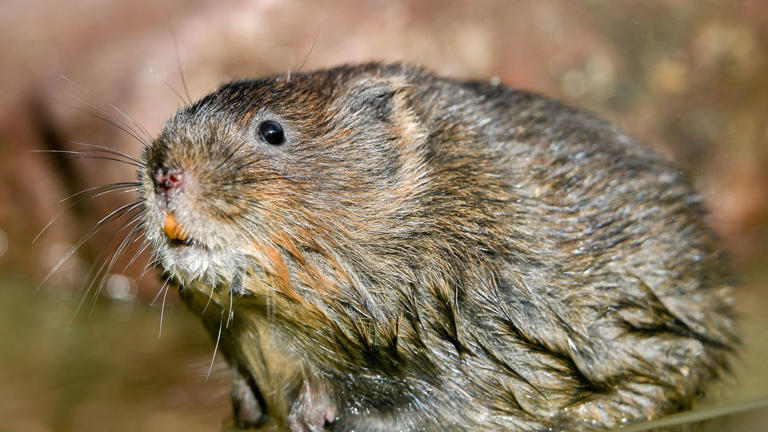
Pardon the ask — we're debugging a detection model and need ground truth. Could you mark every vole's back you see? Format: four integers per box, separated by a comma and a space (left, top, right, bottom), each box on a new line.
146, 64, 735, 431
416, 76, 735, 428
337, 71, 736, 429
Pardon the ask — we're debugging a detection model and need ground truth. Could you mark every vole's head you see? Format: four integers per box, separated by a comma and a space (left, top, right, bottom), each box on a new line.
140, 64, 431, 285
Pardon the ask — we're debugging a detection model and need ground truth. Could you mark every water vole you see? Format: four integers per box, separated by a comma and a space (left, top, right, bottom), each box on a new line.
139, 63, 736, 431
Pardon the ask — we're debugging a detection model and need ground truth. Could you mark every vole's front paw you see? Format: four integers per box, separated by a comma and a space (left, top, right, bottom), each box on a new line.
231, 371, 267, 429
288, 381, 337, 432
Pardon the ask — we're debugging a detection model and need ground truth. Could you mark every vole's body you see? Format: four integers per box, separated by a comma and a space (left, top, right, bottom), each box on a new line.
140, 63, 735, 431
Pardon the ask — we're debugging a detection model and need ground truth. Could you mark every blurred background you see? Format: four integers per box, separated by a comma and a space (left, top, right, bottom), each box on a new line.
1, 0, 767, 430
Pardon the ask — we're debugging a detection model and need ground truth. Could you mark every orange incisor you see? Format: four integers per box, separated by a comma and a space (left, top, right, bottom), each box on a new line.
164, 212, 188, 241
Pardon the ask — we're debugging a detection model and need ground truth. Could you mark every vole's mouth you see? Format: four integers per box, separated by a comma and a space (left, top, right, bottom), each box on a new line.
170, 237, 193, 247
153, 209, 243, 283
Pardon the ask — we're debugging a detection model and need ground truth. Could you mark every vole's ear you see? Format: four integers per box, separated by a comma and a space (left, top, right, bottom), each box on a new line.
340, 76, 409, 122
332, 74, 427, 152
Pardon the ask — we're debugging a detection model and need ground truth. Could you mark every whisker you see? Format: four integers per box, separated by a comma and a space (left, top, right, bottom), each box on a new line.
227, 278, 234, 328
94, 201, 144, 230
60, 96, 150, 147
65, 154, 143, 168
71, 252, 112, 322
82, 211, 144, 311
137, 248, 160, 282
161, 11, 193, 105
59, 75, 150, 146
138, 258, 158, 282
73, 208, 144, 318
59, 182, 140, 203
163, 80, 189, 107
70, 141, 144, 164
31, 149, 143, 168
109, 104, 155, 145
620, 395, 768, 432
123, 238, 151, 272
170, 22, 192, 105
265, 274, 272, 320
151, 276, 171, 306
206, 309, 225, 382
37, 201, 143, 292
33, 145, 142, 167
86, 222, 145, 316
297, 17, 323, 74
202, 283, 216, 315
32, 183, 139, 244
232, 218, 275, 321
158, 281, 171, 338
73, 216, 142, 320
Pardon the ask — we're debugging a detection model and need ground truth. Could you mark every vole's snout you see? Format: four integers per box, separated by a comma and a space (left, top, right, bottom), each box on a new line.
153, 166, 184, 195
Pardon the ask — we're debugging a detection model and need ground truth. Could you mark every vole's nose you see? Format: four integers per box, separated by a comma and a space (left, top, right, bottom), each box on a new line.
153, 167, 184, 194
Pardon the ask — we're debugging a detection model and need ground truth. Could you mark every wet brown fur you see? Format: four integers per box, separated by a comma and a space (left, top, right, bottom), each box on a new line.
139, 63, 736, 431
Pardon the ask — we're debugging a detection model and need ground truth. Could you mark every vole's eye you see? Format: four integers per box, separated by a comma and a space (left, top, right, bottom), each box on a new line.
258, 120, 285, 145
